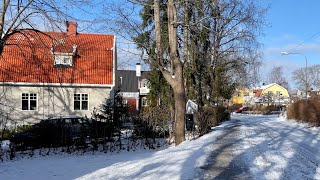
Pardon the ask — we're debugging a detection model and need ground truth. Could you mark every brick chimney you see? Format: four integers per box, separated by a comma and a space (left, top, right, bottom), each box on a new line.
66, 21, 77, 36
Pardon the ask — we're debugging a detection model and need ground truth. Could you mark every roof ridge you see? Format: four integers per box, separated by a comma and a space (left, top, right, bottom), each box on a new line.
43, 31, 115, 37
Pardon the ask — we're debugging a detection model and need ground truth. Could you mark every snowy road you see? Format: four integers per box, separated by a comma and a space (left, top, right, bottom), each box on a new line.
198, 115, 320, 180
2, 115, 320, 180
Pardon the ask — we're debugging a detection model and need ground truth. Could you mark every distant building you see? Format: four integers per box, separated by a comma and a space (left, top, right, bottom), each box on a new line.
230, 83, 290, 109
246, 83, 290, 107
117, 70, 150, 111
230, 88, 249, 106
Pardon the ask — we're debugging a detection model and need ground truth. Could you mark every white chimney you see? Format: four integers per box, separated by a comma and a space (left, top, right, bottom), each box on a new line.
136, 63, 141, 77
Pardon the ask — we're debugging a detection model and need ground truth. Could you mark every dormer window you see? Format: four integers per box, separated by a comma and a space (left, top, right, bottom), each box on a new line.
51, 44, 77, 67
54, 53, 73, 67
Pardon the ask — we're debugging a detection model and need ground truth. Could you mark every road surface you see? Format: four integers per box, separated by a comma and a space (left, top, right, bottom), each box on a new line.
198, 115, 320, 180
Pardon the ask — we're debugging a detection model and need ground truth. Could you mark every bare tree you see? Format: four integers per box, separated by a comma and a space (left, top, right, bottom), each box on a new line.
292, 67, 309, 91
0, 0, 94, 56
157, 0, 186, 145
308, 65, 320, 90
293, 64, 320, 91
268, 66, 289, 90
101, 0, 266, 145
184, 0, 266, 106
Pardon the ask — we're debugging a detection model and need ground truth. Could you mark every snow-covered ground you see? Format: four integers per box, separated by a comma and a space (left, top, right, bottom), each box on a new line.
1, 114, 320, 180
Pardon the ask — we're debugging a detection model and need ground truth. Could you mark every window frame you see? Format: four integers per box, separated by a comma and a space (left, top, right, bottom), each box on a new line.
141, 97, 149, 107
53, 54, 73, 67
74, 93, 89, 111
142, 79, 148, 88
21, 93, 38, 111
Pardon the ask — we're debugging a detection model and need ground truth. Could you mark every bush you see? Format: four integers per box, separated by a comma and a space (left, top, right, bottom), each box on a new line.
1, 125, 32, 140
197, 106, 230, 136
287, 97, 320, 126
230, 103, 243, 112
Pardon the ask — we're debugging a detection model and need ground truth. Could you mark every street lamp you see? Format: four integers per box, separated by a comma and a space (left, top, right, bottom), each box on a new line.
280, 51, 308, 100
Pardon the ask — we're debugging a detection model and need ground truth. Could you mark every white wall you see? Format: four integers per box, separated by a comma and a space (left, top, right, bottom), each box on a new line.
0, 85, 112, 125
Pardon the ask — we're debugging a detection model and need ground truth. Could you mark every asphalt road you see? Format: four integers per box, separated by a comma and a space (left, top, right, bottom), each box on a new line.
198, 120, 253, 180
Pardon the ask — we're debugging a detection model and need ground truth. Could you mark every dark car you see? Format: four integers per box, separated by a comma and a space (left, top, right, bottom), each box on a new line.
11, 116, 92, 149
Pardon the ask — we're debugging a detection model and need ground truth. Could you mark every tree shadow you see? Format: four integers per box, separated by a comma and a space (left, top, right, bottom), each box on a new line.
195, 115, 320, 180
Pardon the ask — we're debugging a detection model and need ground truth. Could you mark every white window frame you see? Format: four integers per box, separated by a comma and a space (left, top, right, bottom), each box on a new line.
141, 97, 149, 107
123, 99, 128, 105
21, 93, 38, 111
54, 54, 73, 67
142, 79, 148, 88
74, 93, 89, 111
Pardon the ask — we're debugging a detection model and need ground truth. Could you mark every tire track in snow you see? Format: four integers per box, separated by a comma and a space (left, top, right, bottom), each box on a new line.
241, 116, 320, 179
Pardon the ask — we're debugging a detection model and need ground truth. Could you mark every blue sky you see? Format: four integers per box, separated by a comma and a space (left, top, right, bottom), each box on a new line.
261, 0, 320, 87
61, 0, 320, 87
114, 0, 320, 87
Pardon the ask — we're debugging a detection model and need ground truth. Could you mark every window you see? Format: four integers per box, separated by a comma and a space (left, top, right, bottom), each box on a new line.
139, 79, 149, 89
123, 99, 128, 105
54, 54, 73, 67
142, 79, 148, 88
119, 77, 123, 85
142, 97, 149, 107
74, 94, 88, 110
22, 93, 37, 110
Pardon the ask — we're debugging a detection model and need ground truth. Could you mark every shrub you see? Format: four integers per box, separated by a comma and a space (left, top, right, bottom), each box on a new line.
287, 97, 320, 126
197, 106, 230, 136
1, 125, 32, 140
230, 103, 242, 112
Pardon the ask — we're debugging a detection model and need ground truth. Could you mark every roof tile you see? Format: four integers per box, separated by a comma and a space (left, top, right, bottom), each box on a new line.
0, 30, 114, 85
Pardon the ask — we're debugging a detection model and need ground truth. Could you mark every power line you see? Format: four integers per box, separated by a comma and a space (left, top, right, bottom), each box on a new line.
287, 32, 320, 52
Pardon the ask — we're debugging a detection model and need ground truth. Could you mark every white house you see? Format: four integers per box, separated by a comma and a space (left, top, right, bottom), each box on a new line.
0, 22, 117, 125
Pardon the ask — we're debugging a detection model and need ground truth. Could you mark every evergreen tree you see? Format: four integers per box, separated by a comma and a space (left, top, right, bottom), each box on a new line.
92, 90, 129, 139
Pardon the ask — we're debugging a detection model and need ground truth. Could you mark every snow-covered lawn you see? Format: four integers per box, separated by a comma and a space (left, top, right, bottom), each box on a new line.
1, 114, 320, 180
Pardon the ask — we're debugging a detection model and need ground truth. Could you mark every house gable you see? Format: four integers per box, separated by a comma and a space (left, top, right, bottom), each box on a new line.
261, 83, 289, 97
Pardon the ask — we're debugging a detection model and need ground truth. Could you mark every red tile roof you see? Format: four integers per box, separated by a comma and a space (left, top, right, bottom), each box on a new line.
0, 29, 115, 85
254, 89, 262, 97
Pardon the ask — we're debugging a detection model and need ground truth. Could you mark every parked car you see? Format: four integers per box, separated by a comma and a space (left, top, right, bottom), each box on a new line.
235, 106, 248, 113
11, 116, 92, 149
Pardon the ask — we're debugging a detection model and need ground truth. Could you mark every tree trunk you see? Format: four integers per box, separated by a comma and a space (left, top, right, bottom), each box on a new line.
168, 0, 186, 145
173, 80, 186, 145
154, 0, 186, 145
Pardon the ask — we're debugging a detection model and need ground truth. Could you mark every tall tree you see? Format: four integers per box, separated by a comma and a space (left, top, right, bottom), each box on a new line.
103, 0, 266, 144
153, 0, 186, 145
185, 0, 265, 105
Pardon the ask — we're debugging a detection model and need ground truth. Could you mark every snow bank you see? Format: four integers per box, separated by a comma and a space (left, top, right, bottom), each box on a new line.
2, 114, 320, 180
1, 140, 10, 151
0, 123, 229, 180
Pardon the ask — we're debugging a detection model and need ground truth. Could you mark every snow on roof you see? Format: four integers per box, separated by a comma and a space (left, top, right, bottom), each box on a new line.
186, 99, 198, 114
260, 83, 278, 90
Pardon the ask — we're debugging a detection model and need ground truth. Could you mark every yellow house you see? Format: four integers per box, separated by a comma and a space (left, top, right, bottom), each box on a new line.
230, 88, 248, 106
253, 83, 290, 106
